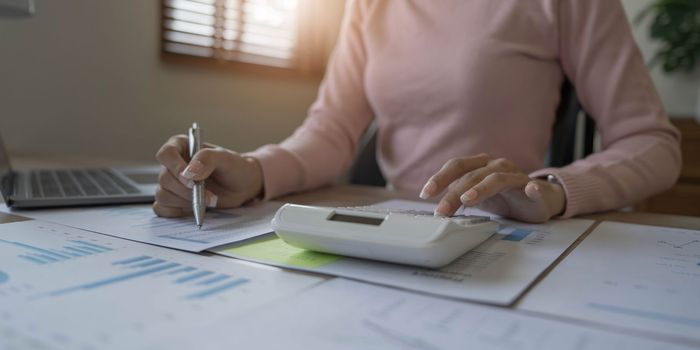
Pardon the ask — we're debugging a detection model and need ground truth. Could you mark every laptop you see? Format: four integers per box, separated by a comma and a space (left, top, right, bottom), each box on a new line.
0, 134, 158, 208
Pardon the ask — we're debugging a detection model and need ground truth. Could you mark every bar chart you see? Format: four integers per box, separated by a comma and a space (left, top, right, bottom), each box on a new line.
1, 237, 113, 265
0, 220, 321, 350
38, 254, 250, 300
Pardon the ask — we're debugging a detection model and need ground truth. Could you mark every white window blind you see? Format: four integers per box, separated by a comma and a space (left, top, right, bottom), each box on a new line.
162, 0, 299, 68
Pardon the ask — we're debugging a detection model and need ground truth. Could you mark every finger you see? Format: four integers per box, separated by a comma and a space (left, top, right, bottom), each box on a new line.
525, 179, 566, 217
153, 201, 193, 218
179, 148, 229, 182
155, 135, 191, 187
460, 172, 531, 206
419, 154, 490, 199
433, 166, 496, 217
157, 176, 219, 207
154, 185, 191, 208
202, 181, 247, 208
435, 162, 508, 216
159, 167, 194, 198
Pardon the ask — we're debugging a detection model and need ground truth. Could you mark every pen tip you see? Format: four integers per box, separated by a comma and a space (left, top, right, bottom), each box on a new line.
197, 224, 202, 230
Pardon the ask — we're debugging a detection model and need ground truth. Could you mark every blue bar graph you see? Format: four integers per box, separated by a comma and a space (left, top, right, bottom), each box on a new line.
46, 262, 181, 297
21, 249, 253, 302
1, 238, 113, 266
198, 274, 230, 285
64, 246, 93, 255
37, 254, 60, 262
74, 246, 102, 253
20, 255, 47, 264
69, 240, 113, 251
130, 259, 166, 268
176, 271, 214, 284
168, 267, 196, 275
186, 278, 249, 299
4, 229, 250, 302
501, 228, 533, 242
113, 255, 151, 265
58, 250, 81, 257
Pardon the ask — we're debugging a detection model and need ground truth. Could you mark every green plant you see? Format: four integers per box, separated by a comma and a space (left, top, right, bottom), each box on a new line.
636, 0, 700, 73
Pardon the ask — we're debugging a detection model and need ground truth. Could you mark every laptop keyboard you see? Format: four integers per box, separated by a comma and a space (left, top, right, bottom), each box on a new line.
30, 169, 140, 198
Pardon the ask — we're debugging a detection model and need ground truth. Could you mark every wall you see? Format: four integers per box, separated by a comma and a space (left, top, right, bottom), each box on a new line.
1, 0, 697, 163
621, 0, 700, 118
0, 0, 321, 161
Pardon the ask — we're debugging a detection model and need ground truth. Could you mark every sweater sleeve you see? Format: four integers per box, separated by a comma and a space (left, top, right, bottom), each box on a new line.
530, 0, 682, 217
245, 0, 374, 200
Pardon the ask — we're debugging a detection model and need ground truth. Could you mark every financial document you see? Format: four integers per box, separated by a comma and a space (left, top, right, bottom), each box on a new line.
2, 201, 281, 251
214, 200, 594, 305
155, 278, 695, 350
0, 220, 321, 349
519, 221, 700, 342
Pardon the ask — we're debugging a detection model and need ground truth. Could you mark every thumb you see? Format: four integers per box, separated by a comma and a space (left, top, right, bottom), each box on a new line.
525, 180, 566, 218
524, 180, 544, 201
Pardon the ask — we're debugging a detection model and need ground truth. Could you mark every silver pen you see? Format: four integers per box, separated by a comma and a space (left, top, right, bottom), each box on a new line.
188, 122, 205, 229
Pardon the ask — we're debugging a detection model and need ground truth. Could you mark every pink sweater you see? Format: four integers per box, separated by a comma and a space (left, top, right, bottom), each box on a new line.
248, 0, 681, 218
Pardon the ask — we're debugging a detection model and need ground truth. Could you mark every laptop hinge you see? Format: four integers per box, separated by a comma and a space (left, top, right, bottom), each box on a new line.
0, 171, 16, 205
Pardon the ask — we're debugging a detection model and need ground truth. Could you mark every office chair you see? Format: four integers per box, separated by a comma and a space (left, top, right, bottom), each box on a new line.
347, 80, 596, 186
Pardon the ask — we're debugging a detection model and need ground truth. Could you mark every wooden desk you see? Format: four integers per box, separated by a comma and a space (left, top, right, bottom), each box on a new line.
3, 184, 700, 229
636, 119, 700, 216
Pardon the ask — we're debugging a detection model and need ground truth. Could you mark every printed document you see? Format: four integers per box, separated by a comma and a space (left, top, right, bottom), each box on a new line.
213, 200, 594, 305
519, 221, 700, 342
1, 201, 281, 251
154, 278, 696, 350
0, 220, 321, 350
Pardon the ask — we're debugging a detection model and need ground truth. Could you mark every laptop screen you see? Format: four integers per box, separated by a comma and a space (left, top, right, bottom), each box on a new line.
0, 134, 14, 203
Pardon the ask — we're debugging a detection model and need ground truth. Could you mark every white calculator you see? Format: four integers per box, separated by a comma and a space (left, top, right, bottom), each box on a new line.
271, 204, 498, 268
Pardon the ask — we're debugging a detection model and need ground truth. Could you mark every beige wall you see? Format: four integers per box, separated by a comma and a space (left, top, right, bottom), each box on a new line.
0, 0, 321, 161
1, 0, 697, 163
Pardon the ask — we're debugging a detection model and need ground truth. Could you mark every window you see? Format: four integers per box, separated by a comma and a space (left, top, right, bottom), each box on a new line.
161, 0, 344, 74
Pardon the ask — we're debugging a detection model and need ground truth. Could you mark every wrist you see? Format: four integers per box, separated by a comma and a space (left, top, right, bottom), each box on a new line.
244, 156, 265, 201
545, 174, 566, 217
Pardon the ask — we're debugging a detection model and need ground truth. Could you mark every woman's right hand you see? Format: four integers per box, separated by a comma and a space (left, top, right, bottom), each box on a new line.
153, 135, 264, 218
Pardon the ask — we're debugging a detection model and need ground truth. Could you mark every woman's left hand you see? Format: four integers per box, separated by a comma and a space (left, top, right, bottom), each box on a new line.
419, 154, 566, 223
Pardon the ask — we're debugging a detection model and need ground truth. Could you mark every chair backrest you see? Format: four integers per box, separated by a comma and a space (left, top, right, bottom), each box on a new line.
348, 80, 595, 186
547, 80, 596, 168
348, 121, 386, 186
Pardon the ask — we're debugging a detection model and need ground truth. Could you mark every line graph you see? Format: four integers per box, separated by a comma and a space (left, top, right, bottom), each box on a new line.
656, 239, 700, 249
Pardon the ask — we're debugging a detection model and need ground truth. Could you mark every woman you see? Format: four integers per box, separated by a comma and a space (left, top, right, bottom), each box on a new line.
153, 0, 680, 223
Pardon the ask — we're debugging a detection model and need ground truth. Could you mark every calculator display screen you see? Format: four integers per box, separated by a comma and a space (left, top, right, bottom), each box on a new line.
328, 213, 384, 226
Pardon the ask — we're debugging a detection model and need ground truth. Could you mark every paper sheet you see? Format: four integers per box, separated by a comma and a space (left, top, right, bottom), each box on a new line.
519, 221, 700, 342
213, 200, 594, 305
2, 201, 281, 251
154, 278, 696, 350
0, 220, 322, 350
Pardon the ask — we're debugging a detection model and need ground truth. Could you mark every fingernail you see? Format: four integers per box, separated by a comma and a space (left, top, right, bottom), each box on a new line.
460, 189, 478, 202
419, 180, 437, 199
180, 169, 195, 180
180, 160, 204, 180
526, 182, 543, 199
434, 201, 450, 217
207, 194, 218, 208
